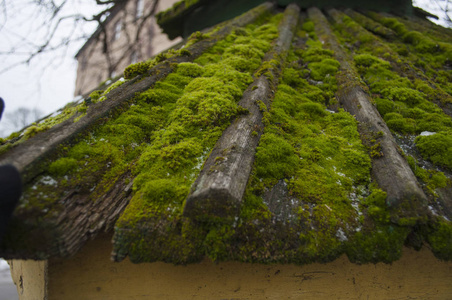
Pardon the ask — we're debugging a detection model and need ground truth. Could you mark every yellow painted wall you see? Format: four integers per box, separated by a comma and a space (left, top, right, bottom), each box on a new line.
9, 259, 47, 300
47, 233, 452, 299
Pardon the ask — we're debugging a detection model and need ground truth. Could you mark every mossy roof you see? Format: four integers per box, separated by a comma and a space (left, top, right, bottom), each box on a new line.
157, 0, 414, 39
1, 2, 452, 266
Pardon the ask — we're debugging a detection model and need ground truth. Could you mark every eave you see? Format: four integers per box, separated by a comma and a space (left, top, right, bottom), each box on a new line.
157, 0, 414, 39
1, 2, 452, 265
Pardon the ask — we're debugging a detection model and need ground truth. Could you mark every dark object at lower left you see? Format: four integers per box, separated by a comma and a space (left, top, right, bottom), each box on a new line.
0, 165, 22, 245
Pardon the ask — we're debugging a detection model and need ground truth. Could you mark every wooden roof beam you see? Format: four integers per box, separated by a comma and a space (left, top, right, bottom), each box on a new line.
308, 7, 429, 223
183, 3, 301, 222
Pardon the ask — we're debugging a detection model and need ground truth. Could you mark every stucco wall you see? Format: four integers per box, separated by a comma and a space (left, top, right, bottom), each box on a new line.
9, 259, 47, 300
74, 0, 181, 96
47, 233, 452, 299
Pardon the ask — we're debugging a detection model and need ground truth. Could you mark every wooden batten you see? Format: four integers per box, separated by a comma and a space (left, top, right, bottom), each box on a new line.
184, 4, 301, 221
308, 7, 428, 220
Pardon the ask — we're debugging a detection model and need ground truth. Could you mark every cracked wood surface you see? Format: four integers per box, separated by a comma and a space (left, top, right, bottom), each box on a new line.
184, 3, 300, 221
329, 8, 452, 118
0, 2, 276, 260
0, 173, 133, 259
0, 1, 275, 183
308, 7, 428, 219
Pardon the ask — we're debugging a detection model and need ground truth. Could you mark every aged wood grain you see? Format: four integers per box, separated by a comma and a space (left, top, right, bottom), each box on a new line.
330, 8, 452, 117
0, 2, 275, 260
184, 4, 300, 221
308, 7, 428, 220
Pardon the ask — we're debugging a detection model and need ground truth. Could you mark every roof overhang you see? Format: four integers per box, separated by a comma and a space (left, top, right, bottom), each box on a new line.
157, 0, 414, 39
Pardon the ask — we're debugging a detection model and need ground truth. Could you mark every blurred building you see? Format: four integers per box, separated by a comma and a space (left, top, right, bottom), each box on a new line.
74, 0, 181, 96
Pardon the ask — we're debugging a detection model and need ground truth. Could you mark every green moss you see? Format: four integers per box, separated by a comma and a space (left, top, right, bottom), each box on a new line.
368, 13, 452, 94
164, 73, 193, 89
353, 51, 452, 141
124, 61, 150, 79
230, 29, 376, 264
185, 31, 208, 48
302, 47, 334, 63
308, 59, 340, 81
254, 59, 280, 79
346, 186, 412, 264
48, 158, 79, 176
301, 20, 315, 33
385, 118, 416, 134
347, 225, 410, 263
184, 77, 242, 100
103, 79, 125, 95
380, 87, 424, 105
354, 54, 391, 69
89, 90, 104, 102
254, 133, 299, 179
362, 187, 390, 224
406, 155, 449, 197
402, 31, 438, 53
136, 86, 181, 105
7, 132, 20, 140
23, 126, 41, 139
415, 132, 452, 170
176, 62, 204, 77
428, 220, 452, 260
113, 14, 283, 262
375, 97, 394, 116
256, 100, 267, 112
202, 64, 253, 91
18, 79, 180, 209
234, 36, 270, 52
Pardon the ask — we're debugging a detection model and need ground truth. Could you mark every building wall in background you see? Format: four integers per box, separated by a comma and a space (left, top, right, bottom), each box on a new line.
74, 0, 181, 97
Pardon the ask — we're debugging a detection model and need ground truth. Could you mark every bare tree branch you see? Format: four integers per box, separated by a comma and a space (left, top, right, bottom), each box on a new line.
433, 0, 452, 25
0, 0, 161, 84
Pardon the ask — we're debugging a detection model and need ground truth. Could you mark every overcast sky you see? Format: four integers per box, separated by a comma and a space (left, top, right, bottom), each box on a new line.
0, 1, 100, 137
0, 0, 449, 137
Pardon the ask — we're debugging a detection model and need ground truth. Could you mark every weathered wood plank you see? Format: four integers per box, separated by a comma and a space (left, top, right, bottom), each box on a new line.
184, 4, 300, 221
0, 173, 133, 259
330, 8, 452, 117
343, 8, 396, 39
308, 7, 428, 221
0, 1, 275, 183
0, 2, 276, 260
